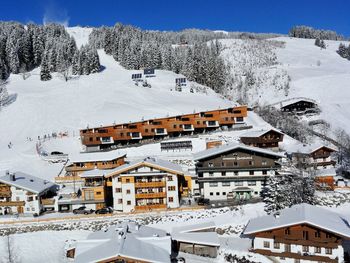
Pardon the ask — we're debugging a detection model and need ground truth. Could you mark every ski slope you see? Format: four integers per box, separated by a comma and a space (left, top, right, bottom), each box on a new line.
0, 29, 234, 179
273, 37, 350, 132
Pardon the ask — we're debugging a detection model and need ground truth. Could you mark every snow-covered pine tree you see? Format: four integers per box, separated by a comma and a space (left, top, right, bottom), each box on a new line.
6, 33, 20, 74
72, 50, 81, 75
40, 52, 52, 81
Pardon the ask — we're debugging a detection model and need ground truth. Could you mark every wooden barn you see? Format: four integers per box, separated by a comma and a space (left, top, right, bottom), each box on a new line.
279, 98, 318, 114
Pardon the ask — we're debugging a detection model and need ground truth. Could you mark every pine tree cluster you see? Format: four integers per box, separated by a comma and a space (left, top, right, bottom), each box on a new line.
0, 22, 101, 82
89, 23, 228, 93
261, 174, 316, 214
337, 43, 350, 60
289, 25, 344, 40
314, 38, 326, 49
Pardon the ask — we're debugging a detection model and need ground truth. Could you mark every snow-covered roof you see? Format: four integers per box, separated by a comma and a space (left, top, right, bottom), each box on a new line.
315, 167, 337, 177
172, 221, 220, 247
193, 142, 285, 161
69, 151, 126, 163
74, 223, 171, 263
277, 98, 318, 108
288, 143, 337, 155
105, 157, 184, 177
79, 169, 108, 178
240, 128, 284, 138
244, 203, 350, 238
0, 171, 55, 194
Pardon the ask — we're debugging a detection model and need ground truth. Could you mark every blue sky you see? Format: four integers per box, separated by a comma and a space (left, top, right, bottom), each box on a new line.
1, 0, 350, 36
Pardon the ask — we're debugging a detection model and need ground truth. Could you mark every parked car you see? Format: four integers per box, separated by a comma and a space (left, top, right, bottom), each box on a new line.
95, 207, 114, 214
73, 206, 94, 215
197, 197, 210, 206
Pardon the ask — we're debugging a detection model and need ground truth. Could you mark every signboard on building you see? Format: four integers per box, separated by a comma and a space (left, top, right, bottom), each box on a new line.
144, 68, 155, 77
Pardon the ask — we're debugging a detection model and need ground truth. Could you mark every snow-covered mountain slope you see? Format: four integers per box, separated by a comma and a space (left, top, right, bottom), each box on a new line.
66, 26, 92, 47
0, 37, 234, 178
273, 37, 350, 132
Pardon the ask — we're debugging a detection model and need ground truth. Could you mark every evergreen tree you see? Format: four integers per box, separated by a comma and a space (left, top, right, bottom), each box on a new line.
40, 53, 51, 81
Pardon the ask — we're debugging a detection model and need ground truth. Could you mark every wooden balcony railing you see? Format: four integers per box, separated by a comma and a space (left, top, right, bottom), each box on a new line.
41, 198, 55, 205
135, 192, 166, 199
135, 204, 167, 211
0, 201, 25, 206
0, 190, 11, 198
54, 176, 83, 182
135, 181, 166, 188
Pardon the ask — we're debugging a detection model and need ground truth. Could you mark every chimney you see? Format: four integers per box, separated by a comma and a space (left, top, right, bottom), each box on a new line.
10, 173, 16, 181
273, 211, 280, 219
5, 170, 9, 176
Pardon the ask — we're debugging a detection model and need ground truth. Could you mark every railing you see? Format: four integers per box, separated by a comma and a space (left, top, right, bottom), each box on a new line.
41, 199, 55, 205
54, 176, 83, 182
135, 181, 166, 188
0, 201, 25, 206
135, 192, 166, 199
135, 204, 167, 211
0, 190, 11, 197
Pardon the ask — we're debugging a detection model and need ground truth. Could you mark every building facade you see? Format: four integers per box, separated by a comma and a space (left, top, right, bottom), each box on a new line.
0, 172, 56, 215
194, 143, 284, 201
244, 204, 349, 263
80, 106, 248, 151
105, 157, 184, 212
240, 129, 284, 149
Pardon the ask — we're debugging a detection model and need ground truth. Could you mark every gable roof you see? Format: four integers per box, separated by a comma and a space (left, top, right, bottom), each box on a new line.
105, 157, 184, 178
69, 151, 126, 164
244, 203, 350, 239
240, 128, 284, 138
279, 98, 318, 109
74, 223, 171, 263
288, 143, 337, 155
0, 172, 55, 194
193, 142, 285, 161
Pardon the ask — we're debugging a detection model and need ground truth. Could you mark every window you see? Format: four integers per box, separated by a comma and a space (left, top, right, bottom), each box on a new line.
89, 137, 93, 142
262, 160, 267, 166
315, 246, 321, 253
28, 196, 33, 202
284, 244, 291, 252
216, 192, 220, 196
234, 171, 239, 176
222, 192, 226, 195
236, 117, 244, 122
126, 189, 131, 194
117, 177, 121, 182
221, 171, 226, 176
209, 182, 218, 187
209, 172, 214, 177
303, 230, 309, 240
145, 129, 148, 132
126, 178, 130, 183
222, 182, 230, 187
302, 246, 309, 252
263, 241, 270, 248
262, 170, 268, 175
96, 191, 101, 195
315, 231, 321, 238
235, 181, 243, 186
16, 197, 20, 201
234, 161, 238, 166
210, 192, 213, 196
84, 190, 94, 200
285, 228, 291, 235
127, 201, 131, 205
294, 260, 300, 263
249, 171, 254, 175
167, 176, 173, 181
325, 248, 332, 255
115, 188, 122, 193
248, 181, 256, 186
274, 242, 280, 249
208, 163, 214, 167
326, 233, 331, 238
168, 197, 174, 202
118, 199, 122, 204
168, 186, 176, 191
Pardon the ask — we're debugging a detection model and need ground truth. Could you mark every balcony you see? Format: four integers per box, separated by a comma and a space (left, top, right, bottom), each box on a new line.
55, 176, 83, 183
155, 128, 167, 135
130, 132, 142, 140
206, 121, 219, 128
135, 204, 167, 211
135, 181, 166, 188
41, 198, 55, 205
0, 201, 25, 206
183, 124, 194, 131
0, 190, 11, 198
135, 192, 166, 199
100, 136, 114, 144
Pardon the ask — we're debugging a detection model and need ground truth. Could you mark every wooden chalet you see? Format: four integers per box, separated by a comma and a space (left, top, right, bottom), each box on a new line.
280, 98, 318, 114
244, 203, 350, 263
240, 128, 284, 149
80, 106, 248, 151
